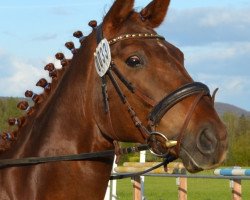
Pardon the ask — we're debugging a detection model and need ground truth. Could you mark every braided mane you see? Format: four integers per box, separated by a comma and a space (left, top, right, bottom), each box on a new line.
0, 22, 97, 153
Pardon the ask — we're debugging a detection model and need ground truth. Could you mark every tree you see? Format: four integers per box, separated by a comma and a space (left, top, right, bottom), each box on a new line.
0, 98, 23, 131
238, 114, 247, 135
222, 112, 250, 166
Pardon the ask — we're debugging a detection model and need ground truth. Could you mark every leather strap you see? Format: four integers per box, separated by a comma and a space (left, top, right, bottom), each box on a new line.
148, 82, 210, 125
110, 154, 176, 180
174, 92, 205, 156
96, 24, 104, 44
0, 144, 149, 169
111, 63, 156, 107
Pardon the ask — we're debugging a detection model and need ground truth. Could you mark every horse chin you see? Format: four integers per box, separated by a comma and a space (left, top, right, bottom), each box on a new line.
179, 147, 226, 173
179, 148, 204, 173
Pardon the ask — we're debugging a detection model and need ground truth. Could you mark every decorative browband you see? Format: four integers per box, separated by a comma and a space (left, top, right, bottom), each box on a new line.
108, 33, 165, 45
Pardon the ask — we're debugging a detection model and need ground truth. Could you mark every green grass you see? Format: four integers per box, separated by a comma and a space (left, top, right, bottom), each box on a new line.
116, 171, 250, 200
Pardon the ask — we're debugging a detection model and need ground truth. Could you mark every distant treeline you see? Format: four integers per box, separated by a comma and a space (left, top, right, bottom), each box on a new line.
0, 98, 23, 131
0, 98, 249, 166
222, 112, 250, 166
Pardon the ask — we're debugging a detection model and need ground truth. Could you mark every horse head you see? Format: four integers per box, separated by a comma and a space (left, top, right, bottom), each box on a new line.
93, 0, 228, 172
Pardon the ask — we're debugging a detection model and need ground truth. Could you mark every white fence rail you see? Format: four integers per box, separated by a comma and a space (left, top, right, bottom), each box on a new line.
105, 167, 250, 200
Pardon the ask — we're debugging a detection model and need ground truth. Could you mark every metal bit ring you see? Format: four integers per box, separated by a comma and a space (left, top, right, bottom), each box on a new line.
147, 132, 177, 158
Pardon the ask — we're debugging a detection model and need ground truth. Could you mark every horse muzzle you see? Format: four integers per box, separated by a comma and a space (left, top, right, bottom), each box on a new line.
147, 82, 211, 157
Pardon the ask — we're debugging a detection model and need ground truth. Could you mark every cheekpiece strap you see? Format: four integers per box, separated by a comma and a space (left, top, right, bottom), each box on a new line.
96, 24, 104, 44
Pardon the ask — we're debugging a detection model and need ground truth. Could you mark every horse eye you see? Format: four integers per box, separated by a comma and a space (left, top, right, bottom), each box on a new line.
126, 55, 143, 68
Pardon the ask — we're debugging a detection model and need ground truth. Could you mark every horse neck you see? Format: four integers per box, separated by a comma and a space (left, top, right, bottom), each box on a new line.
1, 35, 114, 159
0, 41, 114, 199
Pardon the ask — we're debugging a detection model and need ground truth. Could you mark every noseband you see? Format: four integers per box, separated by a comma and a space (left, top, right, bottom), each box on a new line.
94, 25, 211, 158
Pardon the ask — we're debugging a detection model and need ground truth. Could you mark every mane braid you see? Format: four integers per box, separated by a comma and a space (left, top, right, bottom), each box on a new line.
0, 35, 81, 154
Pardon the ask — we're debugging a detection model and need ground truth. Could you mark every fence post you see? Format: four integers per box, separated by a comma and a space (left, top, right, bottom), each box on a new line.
104, 157, 117, 200
132, 176, 142, 200
104, 180, 111, 200
140, 150, 146, 200
230, 179, 242, 200
176, 177, 187, 200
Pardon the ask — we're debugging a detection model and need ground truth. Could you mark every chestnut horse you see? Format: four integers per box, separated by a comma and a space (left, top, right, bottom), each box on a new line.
0, 0, 228, 199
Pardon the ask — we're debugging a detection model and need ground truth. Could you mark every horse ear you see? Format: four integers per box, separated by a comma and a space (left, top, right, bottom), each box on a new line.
103, 0, 134, 34
140, 0, 170, 28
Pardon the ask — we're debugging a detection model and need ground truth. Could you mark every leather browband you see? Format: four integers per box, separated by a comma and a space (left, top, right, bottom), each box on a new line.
108, 33, 165, 45
148, 82, 210, 125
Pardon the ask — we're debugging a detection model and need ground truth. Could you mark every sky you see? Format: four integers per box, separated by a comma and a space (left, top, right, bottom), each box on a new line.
0, 0, 249, 111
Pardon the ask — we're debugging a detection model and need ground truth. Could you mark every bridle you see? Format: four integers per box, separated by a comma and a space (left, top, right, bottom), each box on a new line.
0, 25, 213, 179
95, 24, 211, 159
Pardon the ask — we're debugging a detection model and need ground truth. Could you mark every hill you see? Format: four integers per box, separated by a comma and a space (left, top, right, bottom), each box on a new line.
215, 102, 250, 117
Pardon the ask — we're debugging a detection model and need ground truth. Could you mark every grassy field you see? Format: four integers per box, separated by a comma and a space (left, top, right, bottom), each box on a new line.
116, 171, 250, 200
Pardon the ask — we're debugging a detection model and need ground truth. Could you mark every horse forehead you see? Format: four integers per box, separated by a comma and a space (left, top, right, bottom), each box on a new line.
157, 39, 184, 55
122, 38, 184, 63
158, 40, 185, 64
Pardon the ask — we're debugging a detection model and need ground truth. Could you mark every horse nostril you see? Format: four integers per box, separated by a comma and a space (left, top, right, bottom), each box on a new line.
197, 128, 218, 155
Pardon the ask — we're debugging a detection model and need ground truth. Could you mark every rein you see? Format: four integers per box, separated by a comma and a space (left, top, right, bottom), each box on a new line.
0, 142, 174, 180
0, 144, 148, 170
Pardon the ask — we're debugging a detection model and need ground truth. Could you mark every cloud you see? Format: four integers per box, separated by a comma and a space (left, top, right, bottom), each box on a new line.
182, 41, 250, 108
159, 7, 250, 46
50, 7, 72, 16
183, 41, 250, 76
0, 51, 50, 97
1, 30, 17, 38
0, 48, 5, 54
0, 50, 15, 77
192, 73, 250, 110
156, 6, 250, 110
194, 73, 249, 93
198, 8, 250, 28
32, 33, 58, 41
